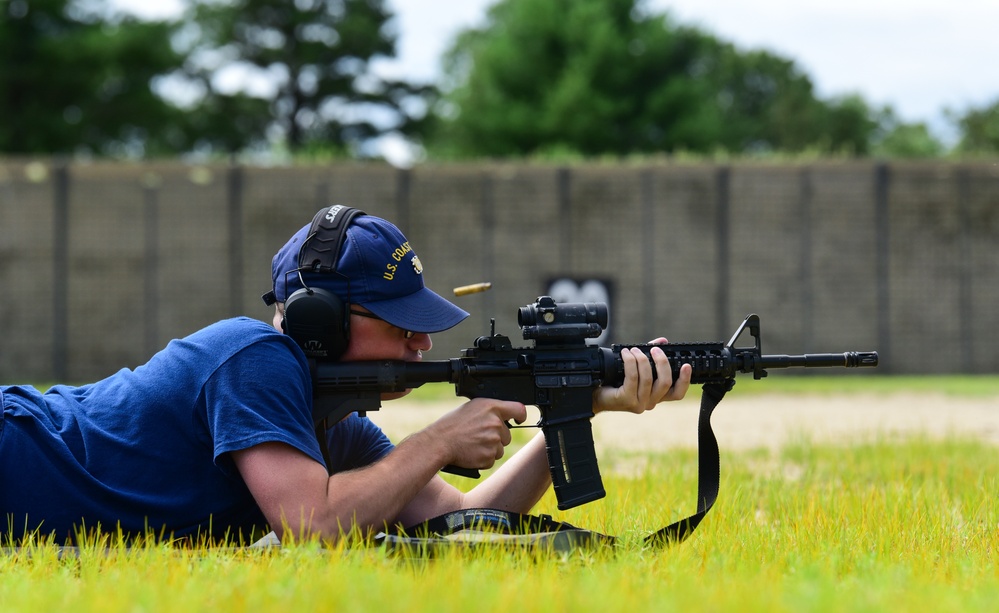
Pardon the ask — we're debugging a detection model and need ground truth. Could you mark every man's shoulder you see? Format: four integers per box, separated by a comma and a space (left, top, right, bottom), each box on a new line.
166, 317, 302, 367
204, 316, 275, 334
189, 317, 283, 346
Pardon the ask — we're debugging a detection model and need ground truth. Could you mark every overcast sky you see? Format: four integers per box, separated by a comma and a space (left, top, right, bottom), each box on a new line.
113, 0, 999, 144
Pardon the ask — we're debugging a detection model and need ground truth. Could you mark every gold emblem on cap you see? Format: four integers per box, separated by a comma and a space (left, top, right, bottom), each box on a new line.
411, 255, 423, 275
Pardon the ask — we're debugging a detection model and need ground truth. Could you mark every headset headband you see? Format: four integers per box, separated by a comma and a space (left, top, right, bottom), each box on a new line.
261, 205, 366, 306
298, 205, 366, 273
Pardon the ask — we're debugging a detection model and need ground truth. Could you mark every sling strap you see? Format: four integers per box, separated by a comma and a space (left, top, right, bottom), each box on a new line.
375, 507, 615, 554
645, 380, 734, 547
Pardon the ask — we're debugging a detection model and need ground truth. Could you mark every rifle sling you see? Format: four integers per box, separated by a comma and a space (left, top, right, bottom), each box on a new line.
377, 507, 615, 553
645, 380, 734, 547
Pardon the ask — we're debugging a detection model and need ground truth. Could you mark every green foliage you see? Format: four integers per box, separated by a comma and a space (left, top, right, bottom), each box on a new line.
430, 0, 720, 157
875, 123, 946, 158
953, 97, 999, 154
870, 107, 946, 158
0, 0, 188, 156
3, 0, 993, 160
0, 0, 437, 159
426, 0, 884, 159
179, 0, 436, 155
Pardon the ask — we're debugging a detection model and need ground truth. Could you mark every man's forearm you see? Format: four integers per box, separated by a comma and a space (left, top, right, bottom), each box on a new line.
317, 428, 454, 538
459, 433, 551, 513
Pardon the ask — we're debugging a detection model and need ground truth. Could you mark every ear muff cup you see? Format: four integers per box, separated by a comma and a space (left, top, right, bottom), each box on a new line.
283, 286, 350, 360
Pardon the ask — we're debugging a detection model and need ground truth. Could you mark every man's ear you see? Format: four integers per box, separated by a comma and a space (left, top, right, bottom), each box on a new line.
273, 303, 286, 332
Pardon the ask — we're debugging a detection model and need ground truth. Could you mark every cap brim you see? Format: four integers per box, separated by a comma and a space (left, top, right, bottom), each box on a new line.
361, 287, 469, 334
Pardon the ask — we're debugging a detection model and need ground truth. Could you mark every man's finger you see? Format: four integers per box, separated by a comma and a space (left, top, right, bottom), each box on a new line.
649, 345, 673, 401
618, 346, 639, 394
498, 401, 528, 425
500, 422, 513, 446
666, 363, 692, 400
631, 347, 654, 408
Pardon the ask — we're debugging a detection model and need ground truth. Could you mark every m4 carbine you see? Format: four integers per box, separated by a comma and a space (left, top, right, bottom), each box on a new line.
311, 296, 878, 513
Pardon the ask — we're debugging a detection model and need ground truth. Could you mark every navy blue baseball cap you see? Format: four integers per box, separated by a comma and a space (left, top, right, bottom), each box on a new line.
266, 213, 468, 334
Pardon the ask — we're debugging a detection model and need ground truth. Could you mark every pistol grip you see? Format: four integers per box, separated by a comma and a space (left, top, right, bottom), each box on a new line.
543, 418, 606, 510
441, 464, 481, 479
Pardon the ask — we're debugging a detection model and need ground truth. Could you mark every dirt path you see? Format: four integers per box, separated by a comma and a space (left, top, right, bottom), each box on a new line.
366, 392, 999, 452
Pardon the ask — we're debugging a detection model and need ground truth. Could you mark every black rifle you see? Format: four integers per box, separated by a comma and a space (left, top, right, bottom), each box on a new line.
311, 296, 878, 516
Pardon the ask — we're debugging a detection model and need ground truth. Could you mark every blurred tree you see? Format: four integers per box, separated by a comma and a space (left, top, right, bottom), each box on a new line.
870, 108, 945, 158
426, 0, 882, 158
952, 98, 999, 154
180, 0, 435, 155
705, 48, 820, 153
0, 0, 188, 156
817, 94, 880, 155
706, 51, 876, 154
428, 0, 722, 157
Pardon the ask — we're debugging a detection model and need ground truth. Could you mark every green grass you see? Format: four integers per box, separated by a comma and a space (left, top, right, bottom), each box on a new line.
5, 434, 999, 612
5, 377, 999, 611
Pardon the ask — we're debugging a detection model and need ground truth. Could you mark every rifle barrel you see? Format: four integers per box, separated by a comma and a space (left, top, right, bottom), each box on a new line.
759, 351, 879, 369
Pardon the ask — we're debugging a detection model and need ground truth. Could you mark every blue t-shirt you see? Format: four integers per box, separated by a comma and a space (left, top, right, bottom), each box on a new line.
0, 317, 393, 544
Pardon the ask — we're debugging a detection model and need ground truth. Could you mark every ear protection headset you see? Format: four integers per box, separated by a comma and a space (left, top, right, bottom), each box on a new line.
282, 205, 366, 360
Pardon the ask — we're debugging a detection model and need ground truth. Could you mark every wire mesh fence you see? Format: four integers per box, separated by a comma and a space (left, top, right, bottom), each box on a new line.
0, 158, 996, 382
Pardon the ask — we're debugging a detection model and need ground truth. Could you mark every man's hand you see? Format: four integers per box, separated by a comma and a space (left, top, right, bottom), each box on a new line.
430, 397, 528, 470
593, 338, 692, 414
